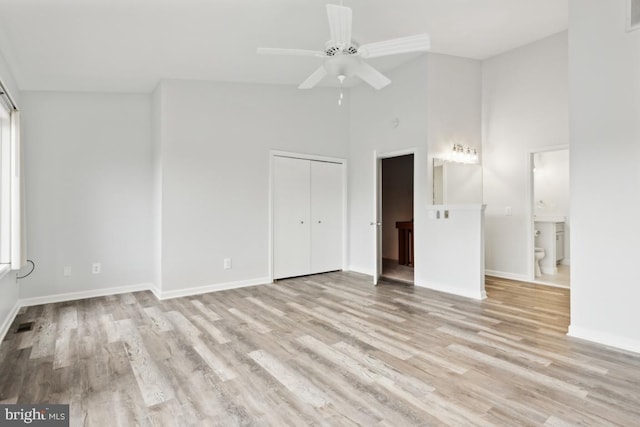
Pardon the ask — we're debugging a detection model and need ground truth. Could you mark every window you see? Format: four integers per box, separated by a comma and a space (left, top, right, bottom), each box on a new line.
0, 101, 10, 264
0, 79, 24, 272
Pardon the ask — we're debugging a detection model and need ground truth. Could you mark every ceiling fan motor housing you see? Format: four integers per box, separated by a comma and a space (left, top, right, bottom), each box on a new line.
324, 41, 359, 56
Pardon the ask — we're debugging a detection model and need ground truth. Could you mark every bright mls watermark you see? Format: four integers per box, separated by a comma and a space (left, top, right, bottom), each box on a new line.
0, 405, 69, 426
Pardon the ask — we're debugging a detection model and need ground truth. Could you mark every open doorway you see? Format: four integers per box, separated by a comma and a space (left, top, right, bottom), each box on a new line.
380, 154, 414, 284
529, 147, 570, 288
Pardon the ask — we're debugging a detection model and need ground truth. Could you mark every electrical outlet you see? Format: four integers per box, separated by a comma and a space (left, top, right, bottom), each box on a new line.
63, 266, 72, 277
223, 258, 232, 270
92, 262, 101, 274
505, 206, 513, 216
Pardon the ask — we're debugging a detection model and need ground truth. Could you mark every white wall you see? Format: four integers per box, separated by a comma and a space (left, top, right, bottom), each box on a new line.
348, 56, 429, 275
427, 55, 483, 165
482, 32, 569, 279
20, 92, 154, 300
534, 150, 570, 218
156, 80, 349, 294
424, 205, 486, 299
0, 49, 20, 339
568, 0, 640, 352
349, 53, 482, 297
534, 149, 570, 259
381, 155, 413, 260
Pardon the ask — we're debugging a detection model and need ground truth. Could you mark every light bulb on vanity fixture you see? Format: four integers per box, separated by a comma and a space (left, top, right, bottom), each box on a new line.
448, 144, 479, 164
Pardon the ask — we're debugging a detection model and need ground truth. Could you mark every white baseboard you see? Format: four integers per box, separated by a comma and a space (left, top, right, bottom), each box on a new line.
415, 281, 486, 300
530, 279, 569, 289
0, 300, 21, 344
347, 265, 374, 277
156, 277, 271, 300
150, 285, 162, 300
568, 325, 640, 355
561, 259, 571, 266
19, 283, 155, 307
485, 270, 529, 282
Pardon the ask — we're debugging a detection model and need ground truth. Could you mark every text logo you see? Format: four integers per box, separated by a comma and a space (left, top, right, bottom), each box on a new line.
0, 405, 69, 426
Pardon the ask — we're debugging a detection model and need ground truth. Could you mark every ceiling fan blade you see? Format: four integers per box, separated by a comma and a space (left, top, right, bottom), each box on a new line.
358, 34, 431, 59
355, 62, 391, 90
299, 66, 328, 89
257, 48, 325, 57
326, 4, 352, 48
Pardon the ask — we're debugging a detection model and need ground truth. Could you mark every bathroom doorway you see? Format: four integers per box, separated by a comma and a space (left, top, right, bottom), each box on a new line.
528, 147, 570, 288
380, 154, 414, 284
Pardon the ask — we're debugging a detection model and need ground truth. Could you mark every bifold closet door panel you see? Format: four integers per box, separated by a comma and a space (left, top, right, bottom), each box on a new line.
273, 156, 311, 279
310, 161, 343, 274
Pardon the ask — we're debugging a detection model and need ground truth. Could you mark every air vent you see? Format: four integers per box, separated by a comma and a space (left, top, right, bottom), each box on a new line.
343, 46, 358, 55
325, 45, 359, 56
15, 322, 34, 333
325, 46, 340, 56
629, 0, 640, 31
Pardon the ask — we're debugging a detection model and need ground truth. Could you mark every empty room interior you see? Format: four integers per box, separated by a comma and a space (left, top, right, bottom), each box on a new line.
1, 0, 640, 425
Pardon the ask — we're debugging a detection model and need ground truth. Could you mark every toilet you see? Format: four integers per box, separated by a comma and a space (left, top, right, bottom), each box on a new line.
534, 247, 545, 277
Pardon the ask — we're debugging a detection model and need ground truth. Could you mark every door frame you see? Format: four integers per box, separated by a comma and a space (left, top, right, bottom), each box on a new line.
269, 150, 348, 282
373, 148, 417, 285
525, 144, 569, 284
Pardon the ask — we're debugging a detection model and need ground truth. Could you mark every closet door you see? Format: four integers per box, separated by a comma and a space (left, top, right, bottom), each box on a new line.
273, 156, 311, 279
310, 161, 343, 274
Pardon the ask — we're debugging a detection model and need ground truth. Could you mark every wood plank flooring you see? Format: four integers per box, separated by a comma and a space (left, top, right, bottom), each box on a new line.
1, 272, 639, 426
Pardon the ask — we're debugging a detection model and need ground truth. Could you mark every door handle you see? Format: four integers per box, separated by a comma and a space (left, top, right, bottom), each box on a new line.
370, 222, 382, 226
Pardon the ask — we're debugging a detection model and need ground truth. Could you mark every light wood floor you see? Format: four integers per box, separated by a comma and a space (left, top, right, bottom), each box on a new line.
1, 272, 639, 426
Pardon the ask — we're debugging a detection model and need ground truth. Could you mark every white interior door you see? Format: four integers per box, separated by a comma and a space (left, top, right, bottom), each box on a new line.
310, 161, 343, 274
373, 155, 382, 285
273, 156, 311, 279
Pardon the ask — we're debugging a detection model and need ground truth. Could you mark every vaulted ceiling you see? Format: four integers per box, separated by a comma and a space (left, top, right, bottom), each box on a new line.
0, 0, 568, 93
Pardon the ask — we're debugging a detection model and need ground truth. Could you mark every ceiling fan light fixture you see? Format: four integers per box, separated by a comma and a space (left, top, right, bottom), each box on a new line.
324, 54, 359, 78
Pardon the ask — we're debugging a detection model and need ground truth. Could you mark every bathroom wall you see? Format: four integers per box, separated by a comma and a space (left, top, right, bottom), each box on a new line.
482, 31, 569, 280
534, 149, 570, 260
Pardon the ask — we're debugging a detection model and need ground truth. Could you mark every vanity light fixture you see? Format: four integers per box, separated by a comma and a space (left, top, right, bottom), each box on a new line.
448, 144, 479, 164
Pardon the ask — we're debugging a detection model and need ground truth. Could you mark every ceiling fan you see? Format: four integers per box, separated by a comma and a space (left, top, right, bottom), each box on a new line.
257, 2, 430, 91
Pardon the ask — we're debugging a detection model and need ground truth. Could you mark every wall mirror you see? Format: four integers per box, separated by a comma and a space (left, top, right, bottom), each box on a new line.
433, 158, 483, 204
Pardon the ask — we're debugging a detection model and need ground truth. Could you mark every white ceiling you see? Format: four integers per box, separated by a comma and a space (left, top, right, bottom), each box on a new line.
0, 0, 568, 93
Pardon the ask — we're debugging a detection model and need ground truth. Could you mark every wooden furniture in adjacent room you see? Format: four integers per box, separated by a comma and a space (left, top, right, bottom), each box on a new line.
396, 220, 414, 266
